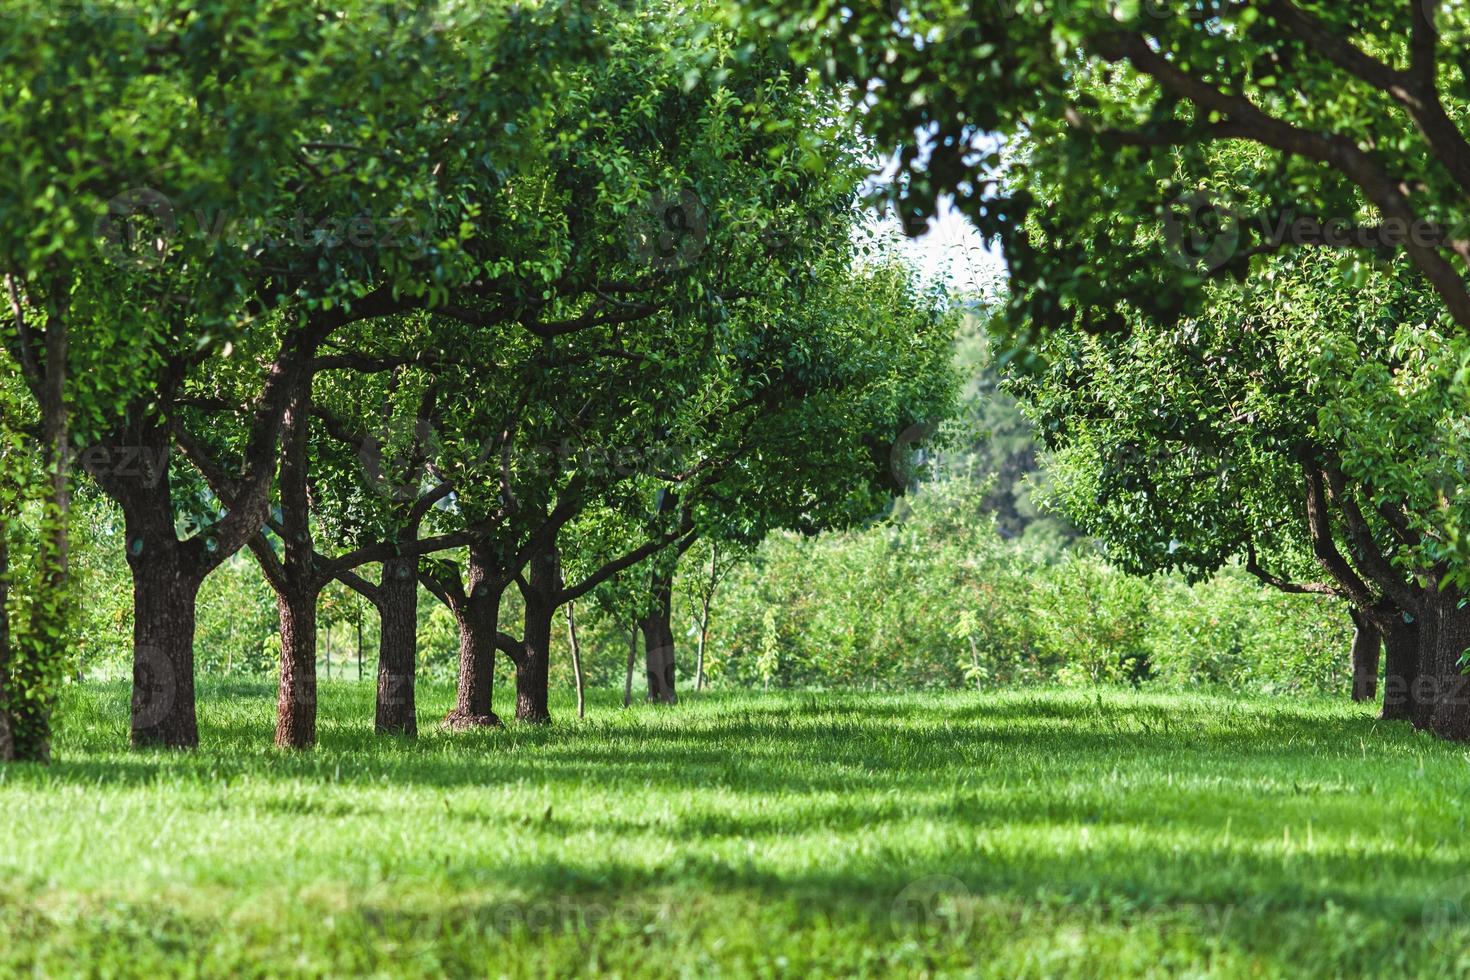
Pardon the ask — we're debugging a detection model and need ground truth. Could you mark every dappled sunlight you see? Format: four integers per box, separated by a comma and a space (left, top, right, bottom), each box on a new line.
4, 685, 1469, 974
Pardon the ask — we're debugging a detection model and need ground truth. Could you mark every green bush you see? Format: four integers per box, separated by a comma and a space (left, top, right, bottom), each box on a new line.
694, 480, 1354, 695
1144, 572, 1349, 695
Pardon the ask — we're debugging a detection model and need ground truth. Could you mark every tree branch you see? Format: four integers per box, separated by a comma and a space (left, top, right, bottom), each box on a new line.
1266, 0, 1470, 195
1243, 540, 1347, 599
1092, 30, 1470, 330
1323, 464, 1422, 613
1301, 461, 1378, 609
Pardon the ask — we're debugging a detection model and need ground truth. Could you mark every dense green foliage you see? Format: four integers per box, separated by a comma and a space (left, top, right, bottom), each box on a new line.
4, 684, 1467, 977
699, 480, 1350, 694
761, 1, 1470, 333
742, 0, 1470, 737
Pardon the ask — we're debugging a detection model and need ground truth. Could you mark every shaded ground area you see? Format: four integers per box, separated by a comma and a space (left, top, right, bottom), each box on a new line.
1, 683, 1466, 977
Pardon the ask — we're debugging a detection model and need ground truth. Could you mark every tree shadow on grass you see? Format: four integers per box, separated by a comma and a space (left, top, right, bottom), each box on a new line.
25, 689, 1440, 796
15, 687, 1470, 974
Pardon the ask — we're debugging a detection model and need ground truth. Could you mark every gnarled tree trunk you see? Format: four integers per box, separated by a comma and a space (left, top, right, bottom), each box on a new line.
95, 424, 207, 751
275, 586, 320, 749
267, 390, 324, 750
443, 593, 502, 731
641, 513, 683, 705
436, 540, 508, 730
1381, 615, 1420, 723
1427, 591, 1470, 741
375, 556, 419, 736
128, 534, 202, 749
515, 545, 558, 724
641, 589, 677, 705
1410, 594, 1448, 732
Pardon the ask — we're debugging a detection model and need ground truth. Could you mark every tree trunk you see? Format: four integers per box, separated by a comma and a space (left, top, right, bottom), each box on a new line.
270, 388, 322, 750
641, 568, 678, 705
567, 602, 585, 720
275, 586, 319, 749
1428, 592, 1470, 741
445, 576, 503, 730
375, 556, 418, 736
623, 627, 638, 708
1349, 609, 1380, 703
0, 528, 11, 762
515, 545, 558, 724
15, 308, 70, 763
1403, 586, 1470, 739
129, 543, 202, 748
356, 598, 363, 681
1381, 615, 1419, 723
695, 593, 711, 692
642, 611, 677, 704
1410, 594, 1448, 732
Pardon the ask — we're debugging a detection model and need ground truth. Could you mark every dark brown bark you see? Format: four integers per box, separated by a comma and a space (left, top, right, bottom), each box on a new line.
1428, 593, 1470, 741
640, 503, 684, 705
1410, 596, 1444, 732
445, 567, 504, 730
641, 576, 677, 705
129, 541, 202, 748
264, 389, 324, 750
424, 539, 513, 731
1399, 586, 1470, 738
515, 545, 558, 724
275, 587, 319, 749
1381, 615, 1420, 723
104, 292, 412, 752
375, 556, 419, 736
1349, 608, 1380, 703
99, 422, 211, 750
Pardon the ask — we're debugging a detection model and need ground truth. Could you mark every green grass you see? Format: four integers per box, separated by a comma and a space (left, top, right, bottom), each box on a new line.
3, 682, 1470, 977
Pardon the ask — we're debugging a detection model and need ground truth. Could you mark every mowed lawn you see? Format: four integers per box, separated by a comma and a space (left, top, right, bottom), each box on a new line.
2, 683, 1469, 978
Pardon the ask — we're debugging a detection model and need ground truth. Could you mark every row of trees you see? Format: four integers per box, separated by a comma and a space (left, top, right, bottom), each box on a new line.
0, 0, 956, 759
756, 0, 1470, 740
